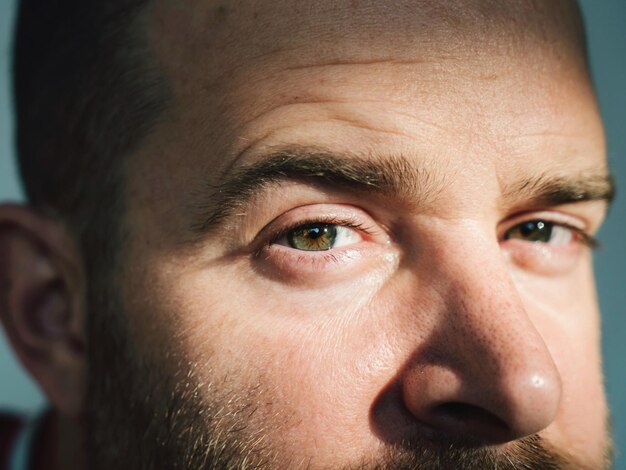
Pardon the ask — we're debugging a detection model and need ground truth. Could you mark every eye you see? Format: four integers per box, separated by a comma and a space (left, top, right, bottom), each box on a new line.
503, 220, 574, 245
280, 222, 362, 251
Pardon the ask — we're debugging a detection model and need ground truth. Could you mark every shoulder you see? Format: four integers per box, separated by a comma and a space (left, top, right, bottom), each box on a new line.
0, 411, 26, 470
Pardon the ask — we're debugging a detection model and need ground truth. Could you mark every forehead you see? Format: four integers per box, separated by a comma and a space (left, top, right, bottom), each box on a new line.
145, 0, 596, 142
148, 0, 588, 89
150, 0, 586, 65
133, 0, 605, 230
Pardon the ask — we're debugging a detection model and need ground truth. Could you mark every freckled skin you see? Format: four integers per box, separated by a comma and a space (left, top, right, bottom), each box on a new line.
89, 1, 610, 468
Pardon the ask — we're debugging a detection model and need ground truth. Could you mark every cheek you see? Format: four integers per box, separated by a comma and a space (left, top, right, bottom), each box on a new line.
553, 349, 607, 461
541, 333, 607, 466
131, 256, 403, 458
515, 260, 607, 462
121, 239, 609, 466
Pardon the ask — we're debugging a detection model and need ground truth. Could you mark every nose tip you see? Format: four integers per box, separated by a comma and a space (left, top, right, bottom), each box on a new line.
504, 371, 562, 440
403, 355, 562, 445
397, 238, 565, 446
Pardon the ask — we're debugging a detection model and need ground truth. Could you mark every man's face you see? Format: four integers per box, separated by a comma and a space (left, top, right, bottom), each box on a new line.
88, 1, 612, 468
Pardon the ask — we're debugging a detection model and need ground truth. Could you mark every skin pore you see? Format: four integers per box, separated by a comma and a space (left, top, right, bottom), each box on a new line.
84, 0, 615, 468
0, 1, 614, 469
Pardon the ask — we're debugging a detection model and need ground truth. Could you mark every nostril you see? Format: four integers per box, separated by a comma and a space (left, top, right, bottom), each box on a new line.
430, 402, 510, 443
435, 402, 506, 426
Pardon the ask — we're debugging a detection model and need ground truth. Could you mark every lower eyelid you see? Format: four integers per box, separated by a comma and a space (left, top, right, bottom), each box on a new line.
502, 234, 585, 276
258, 245, 369, 280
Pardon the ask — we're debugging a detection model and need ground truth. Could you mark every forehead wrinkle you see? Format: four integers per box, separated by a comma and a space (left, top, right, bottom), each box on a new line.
217, 94, 453, 183
189, 147, 444, 234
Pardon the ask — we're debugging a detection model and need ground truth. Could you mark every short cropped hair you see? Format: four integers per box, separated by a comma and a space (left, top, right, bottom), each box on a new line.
12, 0, 588, 260
13, 0, 168, 255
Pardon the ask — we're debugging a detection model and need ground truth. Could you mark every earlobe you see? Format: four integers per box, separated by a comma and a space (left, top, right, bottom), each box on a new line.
0, 204, 86, 418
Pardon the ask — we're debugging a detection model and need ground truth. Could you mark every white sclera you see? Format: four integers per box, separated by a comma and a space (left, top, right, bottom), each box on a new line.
331, 226, 363, 249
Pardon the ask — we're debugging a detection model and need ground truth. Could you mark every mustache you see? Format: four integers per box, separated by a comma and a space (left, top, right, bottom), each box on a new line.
342, 433, 580, 470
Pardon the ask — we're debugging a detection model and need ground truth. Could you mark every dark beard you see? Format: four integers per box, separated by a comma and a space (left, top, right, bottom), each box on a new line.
86, 284, 284, 469
85, 283, 599, 470
342, 435, 570, 470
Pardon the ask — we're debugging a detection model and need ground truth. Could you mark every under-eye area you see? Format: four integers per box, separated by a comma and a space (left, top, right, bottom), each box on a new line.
499, 206, 606, 275
1, 0, 622, 469
251, 203, 393, 279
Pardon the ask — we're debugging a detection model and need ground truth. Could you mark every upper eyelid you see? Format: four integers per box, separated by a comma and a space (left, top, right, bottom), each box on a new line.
499, 209, 590, 233
500, 218, 599, 248
268, 217, 370, 246
256, 204, 599, 251
253, 203, 382, 243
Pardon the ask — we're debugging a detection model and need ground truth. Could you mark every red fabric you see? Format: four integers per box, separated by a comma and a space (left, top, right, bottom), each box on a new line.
0, 412, 24, 470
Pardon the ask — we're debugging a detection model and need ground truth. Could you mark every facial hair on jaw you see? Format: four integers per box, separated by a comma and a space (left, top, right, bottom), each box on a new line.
85, 283, 599, 470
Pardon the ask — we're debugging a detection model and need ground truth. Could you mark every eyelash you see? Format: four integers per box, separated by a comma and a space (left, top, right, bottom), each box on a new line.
560, 224, 600, 249
249, 210, 603, 282
501, 219, 600, 249
262, 217, 599, 252
265, 216, 374, 247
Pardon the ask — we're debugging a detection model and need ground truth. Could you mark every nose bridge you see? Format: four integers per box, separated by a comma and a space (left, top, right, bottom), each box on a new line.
438, 240, 553, 381
401, 235, 562, 443
446, 249, 535, 362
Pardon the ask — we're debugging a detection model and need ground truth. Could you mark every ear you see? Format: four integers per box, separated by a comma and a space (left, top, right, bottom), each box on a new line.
0, 203, 86, 418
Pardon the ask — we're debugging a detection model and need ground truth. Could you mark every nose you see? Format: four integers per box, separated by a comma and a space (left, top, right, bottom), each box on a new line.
401, 244, 562, 445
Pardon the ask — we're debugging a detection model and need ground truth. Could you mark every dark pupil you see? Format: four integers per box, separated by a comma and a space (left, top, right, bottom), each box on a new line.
288, 224, 337, 251
519, 220, 553, 242
307, 226, 326, 240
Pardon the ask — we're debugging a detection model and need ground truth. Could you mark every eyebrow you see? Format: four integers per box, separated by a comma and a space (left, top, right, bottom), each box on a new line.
191, 148, 433, 232
502, 172, 616, 209
190, 148, 615, 233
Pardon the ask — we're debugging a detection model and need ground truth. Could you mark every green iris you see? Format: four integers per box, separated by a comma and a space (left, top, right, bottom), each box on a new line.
505, 220, 553, 243
288, 223, 338, 251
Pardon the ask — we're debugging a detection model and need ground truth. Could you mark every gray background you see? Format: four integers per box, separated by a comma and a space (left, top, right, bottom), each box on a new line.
0, 0, 624, 467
